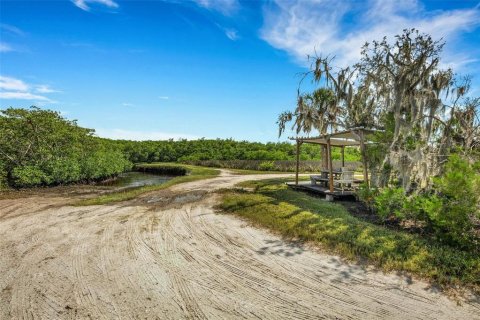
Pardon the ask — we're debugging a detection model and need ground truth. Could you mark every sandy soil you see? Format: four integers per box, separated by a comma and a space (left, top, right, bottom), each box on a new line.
1, 170, 479, 319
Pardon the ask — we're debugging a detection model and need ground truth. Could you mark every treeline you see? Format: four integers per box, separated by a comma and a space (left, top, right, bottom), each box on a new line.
113, 139, 360, 163
184, 160, 361, 172
0, 107, 360, 188
0, 108, 131, 188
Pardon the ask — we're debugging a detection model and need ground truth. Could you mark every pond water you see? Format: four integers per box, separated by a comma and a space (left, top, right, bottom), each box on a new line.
99, 172, 173, 188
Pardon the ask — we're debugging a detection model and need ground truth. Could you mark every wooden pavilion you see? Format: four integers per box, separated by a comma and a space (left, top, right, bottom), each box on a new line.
288, 127, 380, 200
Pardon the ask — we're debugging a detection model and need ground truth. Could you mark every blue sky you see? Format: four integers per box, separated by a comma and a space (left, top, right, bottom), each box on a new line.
1, 0, 479, 142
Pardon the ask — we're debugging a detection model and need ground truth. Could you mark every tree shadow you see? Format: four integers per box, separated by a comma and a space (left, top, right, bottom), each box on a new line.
256, 239, 306, 257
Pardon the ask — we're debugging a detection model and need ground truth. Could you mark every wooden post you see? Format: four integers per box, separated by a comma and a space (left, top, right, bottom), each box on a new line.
359, 131, 369, 187
295, 140, 301, 186
341, 146, 345, 168
322, 145, 328, 169
327, 138, 334, 192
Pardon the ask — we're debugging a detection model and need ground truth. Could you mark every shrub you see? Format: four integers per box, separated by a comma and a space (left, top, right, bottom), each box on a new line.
401, 193, 439, 226
427, 155, 480, 249
374, 187, 406, 221
45, 158, 82, 184
357, 183, 378, 211
0, 107, 132, 188
258, 161, 275, 171
11, 165, 47, 187
369, 155, 480, 250
0, 161, 7, 189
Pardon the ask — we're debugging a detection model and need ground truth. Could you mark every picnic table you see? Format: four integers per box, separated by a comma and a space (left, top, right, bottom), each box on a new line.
310, 170, 342, 187
310, 169, 356, 191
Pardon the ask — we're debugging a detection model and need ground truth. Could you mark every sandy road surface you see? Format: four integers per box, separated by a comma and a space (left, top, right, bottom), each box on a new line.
1, 170, 479, 319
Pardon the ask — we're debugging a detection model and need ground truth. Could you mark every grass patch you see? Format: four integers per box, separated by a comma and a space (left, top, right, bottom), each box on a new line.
217, 179, 480, 293
76, 163, 219, 206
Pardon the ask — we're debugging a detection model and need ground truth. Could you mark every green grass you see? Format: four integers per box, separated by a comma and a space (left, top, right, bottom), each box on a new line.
217, 179, 480, 293
76, 163, 219, 206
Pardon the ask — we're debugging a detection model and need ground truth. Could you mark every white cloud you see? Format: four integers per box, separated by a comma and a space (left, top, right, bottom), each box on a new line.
0, 91, 52, 102
0, 76, 29, 91
224, 28, 239, 41
72, 0, 119, 12
95, 128, 199, 141
0, 76, 57, 103
159, 96, 169, 100
35, 85, 60, 94
0, 42, 14, 52
193, 0, 239, 15
261, 0, 480, 69
122, 102, 134, 107
0, 23, 25, 36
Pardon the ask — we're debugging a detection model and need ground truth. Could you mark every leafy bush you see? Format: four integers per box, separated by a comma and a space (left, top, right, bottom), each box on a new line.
374, 187, 406, 221
0, 161, 7, 189
0, 107, 131, 188
357, 183, 378, 211
401, 193, 439, 226
11, 165, 47, 187
366, 155, 480, 250
258, 161, 275, 171
427, 155, 480, 249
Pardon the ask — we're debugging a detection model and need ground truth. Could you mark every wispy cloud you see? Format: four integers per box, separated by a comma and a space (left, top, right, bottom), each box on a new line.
0, 76, 29, 91
122, 102, 134, 107
35, 85, 61, 94
159, 96, 169, 100
192, 0, 239, 15
224, 28, 239, 41
0, 92, 53, 102
0, 23, 25, 36
72, 0, 119, 12
261, 0, 480, 69
95, 128, 199, 141
0, 42, 14, 52
0, 76, 57, 103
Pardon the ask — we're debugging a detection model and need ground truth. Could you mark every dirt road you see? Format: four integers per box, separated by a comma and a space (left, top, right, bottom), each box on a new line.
1, 171, 479, 319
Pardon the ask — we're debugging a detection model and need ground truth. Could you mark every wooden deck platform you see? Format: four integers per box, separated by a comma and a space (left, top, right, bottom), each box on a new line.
286, 181, 358, 201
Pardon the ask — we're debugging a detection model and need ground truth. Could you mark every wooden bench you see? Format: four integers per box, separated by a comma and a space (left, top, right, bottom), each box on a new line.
310, 175, 329, 186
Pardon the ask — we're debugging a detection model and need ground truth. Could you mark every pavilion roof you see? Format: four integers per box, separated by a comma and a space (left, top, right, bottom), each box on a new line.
290, 127, 382, 146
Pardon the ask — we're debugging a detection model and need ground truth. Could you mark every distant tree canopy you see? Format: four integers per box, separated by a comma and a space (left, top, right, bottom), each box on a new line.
0, 107, 360, 188
0, 107, 131, 188
112, 138, 359, 164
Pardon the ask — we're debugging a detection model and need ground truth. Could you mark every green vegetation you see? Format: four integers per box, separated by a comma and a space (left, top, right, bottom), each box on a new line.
134, 163, 188, 176
229, 168, 292, 175
0, 107, 361, 189
217, 179, 480, 292
365, 155, 480, 250
76, 163, 219, 205
0, 107, 131, 188
278, 29, 480, 254
184, 159, 361, 172
115, 139, 360, 163
279, 29, 480, 192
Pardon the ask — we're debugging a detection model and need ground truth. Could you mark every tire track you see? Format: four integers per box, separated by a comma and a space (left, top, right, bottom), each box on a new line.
1, 171, 479, 319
